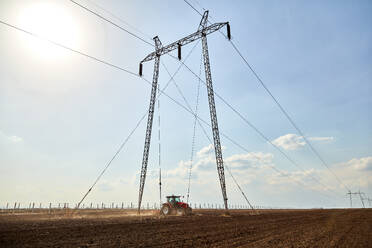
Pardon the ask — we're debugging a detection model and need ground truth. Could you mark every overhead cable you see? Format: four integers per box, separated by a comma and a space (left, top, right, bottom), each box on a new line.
0, 11, 341, 203
69, 0, 154, 47
182, 0, 350, 193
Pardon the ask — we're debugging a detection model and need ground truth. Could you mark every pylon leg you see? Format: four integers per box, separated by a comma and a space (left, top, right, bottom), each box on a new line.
201, 33, 228, 211
138, 37, 162, 214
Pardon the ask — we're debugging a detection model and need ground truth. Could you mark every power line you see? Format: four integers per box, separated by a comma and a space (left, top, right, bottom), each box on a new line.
77, 39, 201, 206
160, 59, 338, 202
185, 50, 203, 204
167, 70, 340, 206
183, 0, 203, 16
76, 0, 345, 200
0, 20, 139, 78
0, 19, 150, 207
1, 10, 342, 203
77, 58, 195, 207
229, 40, 351, 192
69, 0, 154, 47
69, 0, 196, 80
0, 18, 196, 206
165, 53, 343, 198
161, 60, 325, 207
225, 164, 256, 212
69, 0, 348, 196
82, 0, 153, 41
181, 0, 350, 193
77, 112, 147, 208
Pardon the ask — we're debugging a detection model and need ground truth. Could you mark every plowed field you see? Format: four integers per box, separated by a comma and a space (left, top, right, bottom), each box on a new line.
0, 209, 371, 247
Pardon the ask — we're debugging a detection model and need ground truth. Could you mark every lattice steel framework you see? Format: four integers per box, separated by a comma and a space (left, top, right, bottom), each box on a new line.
138, 11, 231, 213
137, 36, 162, 213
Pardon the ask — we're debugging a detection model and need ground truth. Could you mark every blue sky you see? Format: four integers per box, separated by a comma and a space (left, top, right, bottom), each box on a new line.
0, 0, 371, 209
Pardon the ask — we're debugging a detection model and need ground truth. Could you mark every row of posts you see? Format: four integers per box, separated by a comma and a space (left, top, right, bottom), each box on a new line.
0, 202, 276, 212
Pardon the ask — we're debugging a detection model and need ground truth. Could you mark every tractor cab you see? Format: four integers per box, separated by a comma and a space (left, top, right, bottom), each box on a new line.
166, 195, 181, 207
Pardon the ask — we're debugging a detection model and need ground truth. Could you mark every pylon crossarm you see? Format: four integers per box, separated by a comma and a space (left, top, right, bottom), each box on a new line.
141, 22, 228, 63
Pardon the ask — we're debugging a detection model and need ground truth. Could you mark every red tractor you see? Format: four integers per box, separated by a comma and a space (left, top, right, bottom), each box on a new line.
160, 195, 192, 216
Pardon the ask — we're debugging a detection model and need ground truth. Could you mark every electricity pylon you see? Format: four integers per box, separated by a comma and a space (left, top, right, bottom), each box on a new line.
347, 190, 366, 208
137, 11, 231, 213
347, 190, 358, 208
358, 191, 366, 208
367, 198, 372, 208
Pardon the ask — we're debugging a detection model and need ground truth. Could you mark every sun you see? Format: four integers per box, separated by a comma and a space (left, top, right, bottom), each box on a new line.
18, 1, 80, 60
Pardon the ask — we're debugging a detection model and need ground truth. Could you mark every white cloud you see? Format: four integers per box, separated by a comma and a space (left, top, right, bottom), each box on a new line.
272, 134, 306, 150
225, 152, 274, 170
196, 144, 214, 157
50, 142, 370, 207
8, 135, 23, 143
272, 134, 334, 150
196, 144, 226, 158
308, 137, 334, 142
161, 145, 275, 189
342, 157, 372, 171
0, 130, 24, 143
267, 168, 318, 187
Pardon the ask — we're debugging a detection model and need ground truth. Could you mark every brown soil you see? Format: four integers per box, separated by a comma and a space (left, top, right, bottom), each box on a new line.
0, 209, 371, 247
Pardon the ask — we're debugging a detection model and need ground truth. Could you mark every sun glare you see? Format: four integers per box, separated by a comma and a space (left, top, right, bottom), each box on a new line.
18, 1, 80, 60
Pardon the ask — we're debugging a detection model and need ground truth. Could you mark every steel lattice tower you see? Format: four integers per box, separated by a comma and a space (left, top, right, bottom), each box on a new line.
137, 11, 231, 213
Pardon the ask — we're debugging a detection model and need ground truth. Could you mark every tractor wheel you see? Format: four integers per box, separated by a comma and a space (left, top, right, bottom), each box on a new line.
186, 207, 192, 215
160, 205, 170, 215
176, 208, 186, 216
